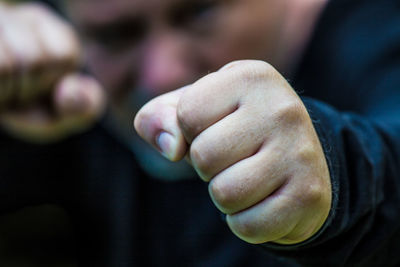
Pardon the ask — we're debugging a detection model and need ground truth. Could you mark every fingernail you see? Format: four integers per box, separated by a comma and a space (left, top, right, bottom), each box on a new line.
156, 132, 176, 161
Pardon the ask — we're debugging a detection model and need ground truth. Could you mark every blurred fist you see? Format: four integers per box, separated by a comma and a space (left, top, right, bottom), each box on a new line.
0, 2, 105, 142
135, 60, 331, 245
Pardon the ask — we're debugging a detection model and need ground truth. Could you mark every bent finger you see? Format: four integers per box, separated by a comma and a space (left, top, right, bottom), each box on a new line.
226, 188, 301, 245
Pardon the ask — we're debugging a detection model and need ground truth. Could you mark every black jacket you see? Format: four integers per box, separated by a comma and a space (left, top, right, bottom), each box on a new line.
1, 0, 399, 266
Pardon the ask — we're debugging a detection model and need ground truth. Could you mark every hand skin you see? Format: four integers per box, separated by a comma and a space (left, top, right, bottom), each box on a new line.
134, 60, 332, 245
0, 2, 105, 143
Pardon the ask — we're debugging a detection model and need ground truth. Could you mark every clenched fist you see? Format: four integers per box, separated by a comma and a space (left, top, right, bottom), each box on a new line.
0, 2, 105, 142
134, 60, 331, 245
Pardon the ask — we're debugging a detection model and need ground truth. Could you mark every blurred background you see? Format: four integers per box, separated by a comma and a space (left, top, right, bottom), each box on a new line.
0, 2, 78, 267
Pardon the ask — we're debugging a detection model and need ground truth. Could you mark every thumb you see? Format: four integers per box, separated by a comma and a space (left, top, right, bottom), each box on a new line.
54, 73, 105, 119
134, 87, 188, 162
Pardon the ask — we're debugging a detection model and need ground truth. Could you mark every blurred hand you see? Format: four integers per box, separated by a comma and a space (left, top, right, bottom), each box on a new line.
0, 2, 105, 142
134, 60, 331, 245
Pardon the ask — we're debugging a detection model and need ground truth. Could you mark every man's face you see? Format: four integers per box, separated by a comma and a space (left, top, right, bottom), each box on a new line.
64, 0, 307, 180
66, 0, 291, 106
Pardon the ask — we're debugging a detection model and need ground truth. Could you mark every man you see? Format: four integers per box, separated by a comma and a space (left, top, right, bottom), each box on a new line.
0, 0, 399, 266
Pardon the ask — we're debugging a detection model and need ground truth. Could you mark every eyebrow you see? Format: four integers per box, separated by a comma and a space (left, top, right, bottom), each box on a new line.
169, 0, 218, 13
80, 15, 147, 35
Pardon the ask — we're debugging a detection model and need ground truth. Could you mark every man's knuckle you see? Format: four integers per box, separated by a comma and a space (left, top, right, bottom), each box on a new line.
17, 2, 49, 15
295, 141, 317, 163
209, 179, 237, 212
50, 34, 80, 67
273, 100, 305, 124
248, 61, 277, 79
230, 218, 258, 241
177, 98, 196, 137
254, 60, 276, 73
176, 100, 189, 126
190, 141, 211, 174
306, 183, 324, 204
295, 182, 324, 207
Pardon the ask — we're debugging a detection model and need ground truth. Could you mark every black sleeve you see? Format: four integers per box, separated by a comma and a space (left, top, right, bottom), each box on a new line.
262, 58, 400, 266
259, 0, 400, 264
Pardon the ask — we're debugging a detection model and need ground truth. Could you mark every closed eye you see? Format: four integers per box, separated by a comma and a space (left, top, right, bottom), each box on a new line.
83, 17, 149, 51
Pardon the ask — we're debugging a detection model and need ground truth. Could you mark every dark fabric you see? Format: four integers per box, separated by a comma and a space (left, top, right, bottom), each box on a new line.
0, 125, 297, 266
262, 0, 400, 265
1, 0, 400, 266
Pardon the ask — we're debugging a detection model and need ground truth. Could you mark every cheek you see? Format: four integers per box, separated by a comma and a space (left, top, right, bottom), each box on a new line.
194, 2, 285, 69
84, 44, 139, 96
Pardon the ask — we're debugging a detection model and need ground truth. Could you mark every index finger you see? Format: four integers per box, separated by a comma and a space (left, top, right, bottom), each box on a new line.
176, 65, 242, 143
176, 60, 272, 143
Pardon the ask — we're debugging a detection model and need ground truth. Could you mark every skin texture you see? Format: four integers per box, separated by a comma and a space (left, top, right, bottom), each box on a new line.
134, 60, 332, 244
0, 0, 331, 245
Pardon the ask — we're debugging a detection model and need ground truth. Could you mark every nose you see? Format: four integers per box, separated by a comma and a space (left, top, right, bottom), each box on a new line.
140, 34, 194, 96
